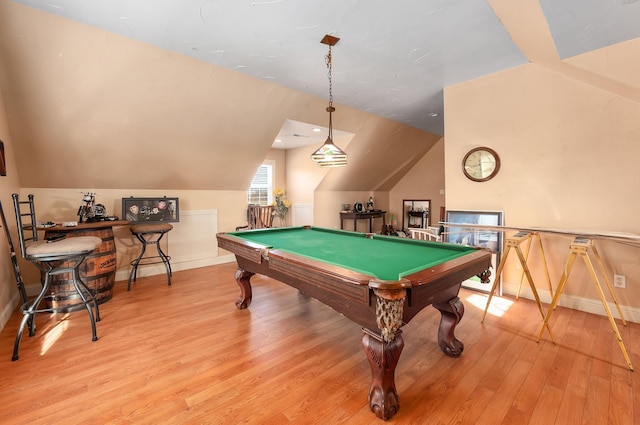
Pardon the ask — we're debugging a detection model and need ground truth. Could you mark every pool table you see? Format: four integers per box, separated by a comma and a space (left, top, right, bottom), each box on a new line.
216, 226, 491, 420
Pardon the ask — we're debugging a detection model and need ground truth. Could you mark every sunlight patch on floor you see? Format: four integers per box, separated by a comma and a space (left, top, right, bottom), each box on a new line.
464, 293, 514, 318
40, 317, 69, 356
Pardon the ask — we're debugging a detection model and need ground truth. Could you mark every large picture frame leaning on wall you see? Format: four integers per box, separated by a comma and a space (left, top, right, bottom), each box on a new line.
122, 197, 179, 224
444, 210, 504, 294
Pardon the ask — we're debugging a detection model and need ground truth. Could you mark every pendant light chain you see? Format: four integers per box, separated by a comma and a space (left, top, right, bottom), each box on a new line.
326, 46, 333, 109
326, 45, 334, 141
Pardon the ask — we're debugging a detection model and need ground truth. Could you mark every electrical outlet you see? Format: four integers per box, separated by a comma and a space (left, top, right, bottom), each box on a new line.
614, 274, 626, 289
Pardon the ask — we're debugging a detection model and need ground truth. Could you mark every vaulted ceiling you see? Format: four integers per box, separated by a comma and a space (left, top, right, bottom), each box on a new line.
1, 0, 640, 191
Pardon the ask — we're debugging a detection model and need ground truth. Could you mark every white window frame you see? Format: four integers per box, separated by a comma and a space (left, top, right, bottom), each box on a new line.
247, 160, 275, 206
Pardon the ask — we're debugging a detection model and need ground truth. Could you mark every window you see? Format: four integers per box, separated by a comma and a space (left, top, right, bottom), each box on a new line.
248, 162, 274, 205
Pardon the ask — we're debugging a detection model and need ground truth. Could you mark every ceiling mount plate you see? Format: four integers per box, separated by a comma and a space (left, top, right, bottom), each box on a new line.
321, 34, 340, 46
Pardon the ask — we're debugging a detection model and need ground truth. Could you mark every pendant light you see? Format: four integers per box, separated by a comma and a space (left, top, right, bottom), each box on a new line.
311, 34, 347, 167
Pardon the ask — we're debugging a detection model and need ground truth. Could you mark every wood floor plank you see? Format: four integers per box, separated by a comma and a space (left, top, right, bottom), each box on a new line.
1, 262, 639, 424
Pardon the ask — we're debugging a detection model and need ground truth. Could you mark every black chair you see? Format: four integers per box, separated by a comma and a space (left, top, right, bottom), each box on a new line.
11, 193, 102, 361
128, 223, 173, 290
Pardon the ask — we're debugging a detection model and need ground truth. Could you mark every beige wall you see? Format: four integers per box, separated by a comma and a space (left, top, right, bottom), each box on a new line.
0, 0, 440, 195
389, 138, 446, 229
266, 148, 286, 192
0, 88, 23, 328
3, 0, 640, 332
444, 41, 640, 321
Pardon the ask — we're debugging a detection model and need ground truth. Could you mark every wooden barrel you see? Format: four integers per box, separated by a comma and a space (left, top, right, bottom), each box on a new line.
44, 226, 117, 312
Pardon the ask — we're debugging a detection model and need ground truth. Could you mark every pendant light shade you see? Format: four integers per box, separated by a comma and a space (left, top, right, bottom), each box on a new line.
310, 108, 347, 167
311, 35, 347, 168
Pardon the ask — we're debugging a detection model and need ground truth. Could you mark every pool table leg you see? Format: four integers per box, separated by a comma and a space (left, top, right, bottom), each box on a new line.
433, 296, 465, 357
362, 328, 403, 420
234, 268, 254, 309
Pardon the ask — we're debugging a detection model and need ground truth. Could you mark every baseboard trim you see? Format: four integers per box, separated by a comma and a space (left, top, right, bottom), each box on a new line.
0, 291, 20, 333
501, 281, 640, 324
114, 254, 237, 281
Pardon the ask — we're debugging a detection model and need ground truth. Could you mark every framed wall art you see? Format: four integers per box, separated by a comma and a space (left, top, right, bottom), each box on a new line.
122, 197, 179, 224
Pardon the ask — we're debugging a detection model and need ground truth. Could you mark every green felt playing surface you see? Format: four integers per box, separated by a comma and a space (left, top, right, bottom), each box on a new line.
229, 227, 475, 281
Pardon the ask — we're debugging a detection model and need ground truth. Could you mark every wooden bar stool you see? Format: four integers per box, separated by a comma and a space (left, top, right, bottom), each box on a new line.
128, 223, 173, 290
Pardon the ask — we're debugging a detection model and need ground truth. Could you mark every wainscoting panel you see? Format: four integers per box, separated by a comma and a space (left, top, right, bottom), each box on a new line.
115, 209, 229, 281
170, 209, 218, 268
293, 204, 313, 226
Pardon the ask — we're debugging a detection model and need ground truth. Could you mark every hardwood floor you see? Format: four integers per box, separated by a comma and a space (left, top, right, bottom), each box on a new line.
1, 262, 638, 424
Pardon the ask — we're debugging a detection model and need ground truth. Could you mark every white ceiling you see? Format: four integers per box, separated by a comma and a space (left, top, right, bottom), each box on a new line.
11, 0, 640, 137
271, 119, 354, 150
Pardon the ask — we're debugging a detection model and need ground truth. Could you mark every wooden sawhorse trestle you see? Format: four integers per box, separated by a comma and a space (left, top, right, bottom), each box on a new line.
482, 231, 555, 341
536, 237, 633, 371
513, 232, 553, 300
